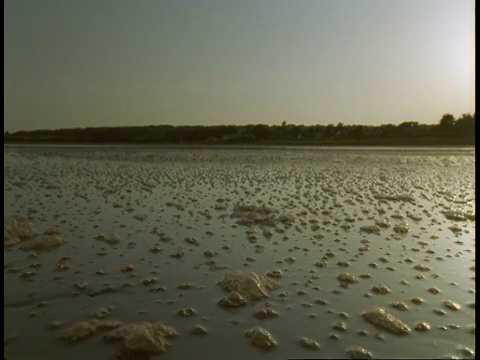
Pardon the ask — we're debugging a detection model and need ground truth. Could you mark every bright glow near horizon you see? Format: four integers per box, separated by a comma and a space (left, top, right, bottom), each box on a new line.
5, 0, 475, 132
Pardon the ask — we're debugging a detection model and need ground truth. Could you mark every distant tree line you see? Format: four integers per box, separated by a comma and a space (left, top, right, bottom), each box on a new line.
4, 113, 474, 146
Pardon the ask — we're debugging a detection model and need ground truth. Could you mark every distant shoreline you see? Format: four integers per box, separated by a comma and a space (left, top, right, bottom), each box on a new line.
3, 139, 474, 148
4, 116, 474, 147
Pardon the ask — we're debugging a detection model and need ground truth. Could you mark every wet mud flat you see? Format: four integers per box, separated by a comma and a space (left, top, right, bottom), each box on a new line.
4, 145, 475, 359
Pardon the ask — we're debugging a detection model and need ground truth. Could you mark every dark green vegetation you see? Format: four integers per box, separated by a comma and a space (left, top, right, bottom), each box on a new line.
4, 113, 474, 146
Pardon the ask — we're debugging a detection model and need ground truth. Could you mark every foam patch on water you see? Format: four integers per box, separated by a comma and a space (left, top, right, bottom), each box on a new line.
219, 271, 279, 301
363, 307, 411, 335
4, 215, 36, 247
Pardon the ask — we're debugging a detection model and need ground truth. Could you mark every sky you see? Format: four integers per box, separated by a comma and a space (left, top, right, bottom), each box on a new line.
5, 0, 475, 132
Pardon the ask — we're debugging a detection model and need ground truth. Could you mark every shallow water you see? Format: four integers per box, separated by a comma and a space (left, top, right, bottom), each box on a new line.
4, 145, 475, 359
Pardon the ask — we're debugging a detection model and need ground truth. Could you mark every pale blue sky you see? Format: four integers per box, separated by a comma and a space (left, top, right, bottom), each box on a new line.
5, 0, 475, 132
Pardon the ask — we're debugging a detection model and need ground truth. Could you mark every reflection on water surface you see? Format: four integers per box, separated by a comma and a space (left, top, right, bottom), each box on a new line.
4, 145, 475, 359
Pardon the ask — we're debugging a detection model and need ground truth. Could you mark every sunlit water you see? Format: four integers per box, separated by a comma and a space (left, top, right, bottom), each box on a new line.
4, 145, 475, 359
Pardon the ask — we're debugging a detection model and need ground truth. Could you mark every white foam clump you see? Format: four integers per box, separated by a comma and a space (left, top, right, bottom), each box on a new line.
219, 270, 279, 301
218, 291, 248, 308
59, 319, 122, 343
103, 322, 177, 354
360, 224, 381, 234
373, 192, 415, 203
231, 203, 277, 227
347, 346, 373, 359
231, 203, 295, 228
337, 272, 359, 286
245, 327, 277, 350
375, 218, 391, 228
299, 336, 320, 350
442, 210, 475, 221
4, 215, 36, 247
95, 233, 121, 245
393, 222, 409, 234
253, 308, 279, 319
184, 236, 199, 245
363, 307, 411, 335
31, 226, 66, 251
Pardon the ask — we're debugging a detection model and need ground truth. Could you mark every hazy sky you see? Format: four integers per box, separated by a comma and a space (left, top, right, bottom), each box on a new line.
5, 0, 475, 132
